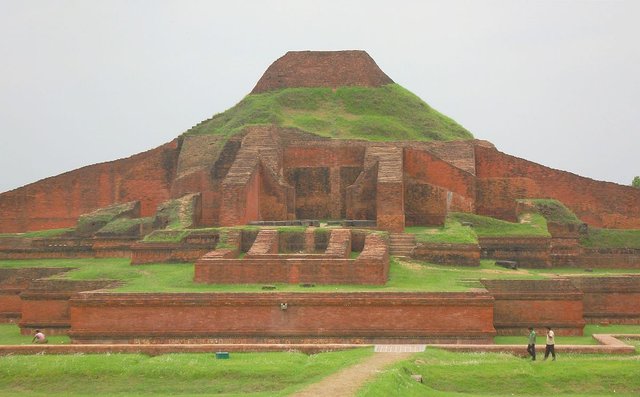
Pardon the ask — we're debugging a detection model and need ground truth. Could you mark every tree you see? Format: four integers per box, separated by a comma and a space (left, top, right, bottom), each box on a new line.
633, 176, 640, 189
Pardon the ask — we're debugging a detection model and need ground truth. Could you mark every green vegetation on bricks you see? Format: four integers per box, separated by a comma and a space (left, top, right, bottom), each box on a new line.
449, 212, 550, 237
184, 84, 472, 142
580, 227, 640, 249
405, 220, 478, 244
0, 228, 74, 239
519, 198, 582, 225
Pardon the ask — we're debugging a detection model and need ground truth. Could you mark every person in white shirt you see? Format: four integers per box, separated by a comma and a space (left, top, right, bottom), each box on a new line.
544, 326, 556, 361
32, 329, 48, 344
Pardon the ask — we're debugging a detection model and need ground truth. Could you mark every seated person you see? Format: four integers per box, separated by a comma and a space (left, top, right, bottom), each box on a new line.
32, 329, 48, 344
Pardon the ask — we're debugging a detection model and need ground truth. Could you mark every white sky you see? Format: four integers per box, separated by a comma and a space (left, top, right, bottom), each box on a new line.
1, 0, 638, 193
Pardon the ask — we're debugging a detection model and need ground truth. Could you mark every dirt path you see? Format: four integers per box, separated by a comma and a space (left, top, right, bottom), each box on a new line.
290, 352, 412, 397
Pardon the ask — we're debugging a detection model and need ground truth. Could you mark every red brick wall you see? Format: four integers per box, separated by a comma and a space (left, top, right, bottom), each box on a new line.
577, 249, 640, 269
475, 145, 640, 228
0, 289, 22, 322
130, 243, 212, 265
284, 146, 364, 220
251, 50, 393, 93
481, 279, 585, 335
404, 180, 448, 226
194, 257, 387, 285
0, 141, 179, 233
404, 148, 475, 199
570, 276, 640, 324
413, 243, 480, 266
479, 237, 551, 267
376, 182, 404, 232
475, 177, 540, 222
69, 291, 495, 344
19, 280, 116, 335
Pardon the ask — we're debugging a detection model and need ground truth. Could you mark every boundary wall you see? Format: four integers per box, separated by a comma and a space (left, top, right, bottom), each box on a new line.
68, 291, 496, 344
481, 279, 585, 335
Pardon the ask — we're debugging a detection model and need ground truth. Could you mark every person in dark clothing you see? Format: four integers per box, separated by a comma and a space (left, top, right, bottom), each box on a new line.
527, 327, 536, 360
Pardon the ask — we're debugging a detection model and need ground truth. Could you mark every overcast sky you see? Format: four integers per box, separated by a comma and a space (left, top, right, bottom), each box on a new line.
1, 0, 638, 193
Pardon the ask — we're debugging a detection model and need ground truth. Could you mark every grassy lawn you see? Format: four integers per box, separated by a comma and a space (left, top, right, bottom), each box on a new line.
0, 324, 70, 345
2, 258, 639, 293
494, 324, 640, 346
357, 348, 640, 397
0, 348, 372, 397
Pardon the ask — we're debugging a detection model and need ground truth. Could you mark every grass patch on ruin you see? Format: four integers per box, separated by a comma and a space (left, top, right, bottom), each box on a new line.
518, 199, 583, 225
0, 324, 70, 345
0, 228, 74, 239
356, 348, 640, 397
405, 220, 478, 244
0, 347, 372, 397
449, 212, 550, 237
2, 258, 639, 293
580, 227, 640, 249
184, 84, 472, 142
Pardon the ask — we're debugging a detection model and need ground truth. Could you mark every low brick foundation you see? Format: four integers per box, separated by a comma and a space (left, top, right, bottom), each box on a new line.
68, 291, 496, 344
412, 243, 480, 266
19, 279, 118, 335
479, 237, 551, 268
195, 232, 388, 285
481, 279, 585, 335
0, 268, 73, 322
569, 276, 640, 324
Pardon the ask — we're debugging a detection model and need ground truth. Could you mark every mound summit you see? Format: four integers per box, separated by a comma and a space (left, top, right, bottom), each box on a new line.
251, 50, 394, 93
0, 50, 639, 233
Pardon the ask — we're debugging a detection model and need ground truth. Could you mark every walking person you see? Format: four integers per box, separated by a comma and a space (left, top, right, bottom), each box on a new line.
527, 327, 536, 360
544, 326, 556, 361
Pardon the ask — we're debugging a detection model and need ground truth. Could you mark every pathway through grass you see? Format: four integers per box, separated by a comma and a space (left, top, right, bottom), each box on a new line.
0, 348, 372, 396
357, 348, 640, 397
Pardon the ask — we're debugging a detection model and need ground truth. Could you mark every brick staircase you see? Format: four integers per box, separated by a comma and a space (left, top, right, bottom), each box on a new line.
388, 233, 416, 257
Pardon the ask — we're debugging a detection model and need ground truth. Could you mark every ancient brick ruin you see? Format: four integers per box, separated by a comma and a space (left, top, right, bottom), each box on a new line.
1, 50, 640, 345
1, 51, 639, 234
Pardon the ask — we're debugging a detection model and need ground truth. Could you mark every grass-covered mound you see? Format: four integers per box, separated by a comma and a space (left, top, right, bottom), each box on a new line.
0, 348, 371, 397
449, 212, 550, 238
580, 227, 640, 249
185, 84, 472, 142
357, 348, 640, 397
4, 258, 637, 294
519, 198, 583, 225
405, 220, 478, 244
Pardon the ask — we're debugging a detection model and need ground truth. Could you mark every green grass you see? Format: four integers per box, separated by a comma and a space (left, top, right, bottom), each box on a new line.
0, 324, 70, 345
76, 202, 138, 233
580, 227, 640, 249
519, 199, 583, 225
357, 348, 640, 397
494, 324, 640, 346
406, 220, 478, 244
0, 348, 372, 397
449, 212, 550, 238
185, 84, 473, 142
142, 230, 191, 243
2, 258, 639, 293
0, 228, 74, 238
97, 217, 152, 235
